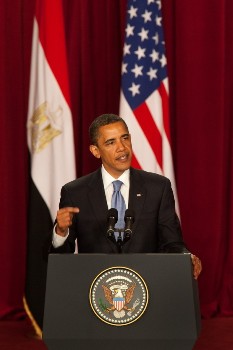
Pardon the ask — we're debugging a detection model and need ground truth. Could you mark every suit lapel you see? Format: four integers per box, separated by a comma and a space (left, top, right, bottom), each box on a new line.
88, 168, 107, 224
124, 168, 146, 249
87, 168, 118, 252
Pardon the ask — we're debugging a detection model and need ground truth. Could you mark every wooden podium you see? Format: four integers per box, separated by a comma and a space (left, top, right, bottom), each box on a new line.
43, 254, 201, 350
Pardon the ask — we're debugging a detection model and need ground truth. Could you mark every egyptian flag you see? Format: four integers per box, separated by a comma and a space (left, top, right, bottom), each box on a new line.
26, 0, 76, 331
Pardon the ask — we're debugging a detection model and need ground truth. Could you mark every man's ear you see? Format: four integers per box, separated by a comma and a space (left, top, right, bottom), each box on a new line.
89, 145, 101, 159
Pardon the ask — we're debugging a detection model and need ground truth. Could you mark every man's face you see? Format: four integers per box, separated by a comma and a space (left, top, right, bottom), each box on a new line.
90, 121, 133, 178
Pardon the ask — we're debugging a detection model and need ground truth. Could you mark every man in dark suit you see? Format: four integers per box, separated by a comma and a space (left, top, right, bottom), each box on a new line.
51, 113, 202, 279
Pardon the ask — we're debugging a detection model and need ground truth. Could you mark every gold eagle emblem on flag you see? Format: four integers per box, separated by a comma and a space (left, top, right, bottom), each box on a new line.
28, 101, 62, 153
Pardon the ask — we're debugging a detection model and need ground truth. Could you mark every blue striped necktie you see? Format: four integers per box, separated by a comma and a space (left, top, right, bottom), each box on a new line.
111, 180, 126, 240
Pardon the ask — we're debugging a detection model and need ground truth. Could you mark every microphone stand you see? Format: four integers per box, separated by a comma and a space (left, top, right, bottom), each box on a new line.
116, 230, 124, 254
107, 226, 131, 254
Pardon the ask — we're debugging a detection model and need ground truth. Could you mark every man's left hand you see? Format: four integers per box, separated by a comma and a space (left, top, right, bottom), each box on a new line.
191, 254, 202, 279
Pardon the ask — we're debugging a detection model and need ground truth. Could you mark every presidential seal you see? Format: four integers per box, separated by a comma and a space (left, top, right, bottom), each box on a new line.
89, 267, 148, 326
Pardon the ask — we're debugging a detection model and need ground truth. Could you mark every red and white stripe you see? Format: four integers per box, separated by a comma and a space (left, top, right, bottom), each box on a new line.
113, 299, 125, 312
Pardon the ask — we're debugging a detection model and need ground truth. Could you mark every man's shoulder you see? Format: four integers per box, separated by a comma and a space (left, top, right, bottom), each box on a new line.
63, 168, 101, 190
130, 167, 170, 184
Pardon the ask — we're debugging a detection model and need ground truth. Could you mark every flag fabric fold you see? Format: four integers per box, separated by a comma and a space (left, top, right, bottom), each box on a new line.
119, 0, 179, 213
26, 0, 76, 329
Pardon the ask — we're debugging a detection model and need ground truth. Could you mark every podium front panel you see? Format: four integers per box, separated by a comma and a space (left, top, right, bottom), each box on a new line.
43, 254, 201, 350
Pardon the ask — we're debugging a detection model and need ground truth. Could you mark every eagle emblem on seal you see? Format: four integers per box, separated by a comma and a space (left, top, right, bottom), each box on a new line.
102, 283, 139, 318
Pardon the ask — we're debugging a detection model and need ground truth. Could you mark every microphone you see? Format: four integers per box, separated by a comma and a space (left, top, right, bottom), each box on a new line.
106, 208, 118, 239
124, 209, 135, 243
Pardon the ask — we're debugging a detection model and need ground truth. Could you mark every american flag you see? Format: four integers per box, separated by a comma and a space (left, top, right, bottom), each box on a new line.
119, 0, 179, 212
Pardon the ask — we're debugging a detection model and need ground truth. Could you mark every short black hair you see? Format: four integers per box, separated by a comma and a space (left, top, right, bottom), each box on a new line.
89, 113, 129, 145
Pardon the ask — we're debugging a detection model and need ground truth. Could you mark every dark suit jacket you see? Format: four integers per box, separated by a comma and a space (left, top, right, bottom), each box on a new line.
50, 167, 188, 254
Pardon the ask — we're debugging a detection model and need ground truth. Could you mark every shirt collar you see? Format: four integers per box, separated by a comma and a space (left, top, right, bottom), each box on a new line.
101, 165, 130, 189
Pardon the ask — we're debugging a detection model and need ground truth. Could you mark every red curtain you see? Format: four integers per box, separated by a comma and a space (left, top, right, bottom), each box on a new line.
162, 0, 233, 317
0, 0, 32, 318
0, 0, 232, 320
